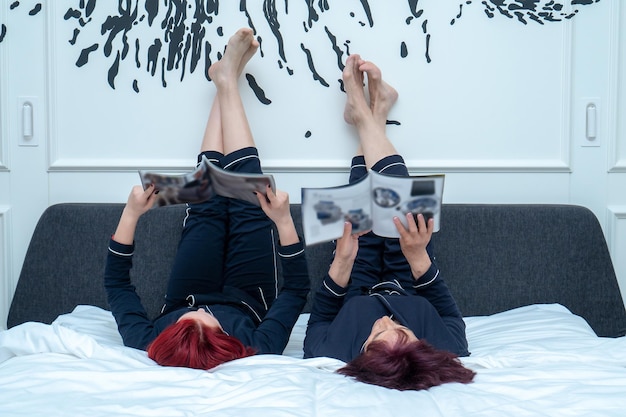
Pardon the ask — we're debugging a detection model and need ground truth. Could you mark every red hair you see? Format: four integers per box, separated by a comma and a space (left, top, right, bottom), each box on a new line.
338, 334, 476, 391
147, 319, 256, 370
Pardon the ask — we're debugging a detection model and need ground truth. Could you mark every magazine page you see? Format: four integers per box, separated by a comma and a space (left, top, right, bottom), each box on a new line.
139, 160, 214, 206
301, 175, 372, 245
369, 171, 444, 238
205, 159, 276, 206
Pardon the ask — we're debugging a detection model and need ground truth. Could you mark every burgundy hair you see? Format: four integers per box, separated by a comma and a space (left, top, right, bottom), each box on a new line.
147, 319, 256, 370
337, 334, 476, 391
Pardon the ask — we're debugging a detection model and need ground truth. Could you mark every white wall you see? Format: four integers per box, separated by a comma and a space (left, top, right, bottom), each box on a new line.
1, 1, 625, 329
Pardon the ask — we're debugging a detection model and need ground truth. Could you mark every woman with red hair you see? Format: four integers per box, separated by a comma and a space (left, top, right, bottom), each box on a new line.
105, 28, 309, 371
304, 55, 475, 390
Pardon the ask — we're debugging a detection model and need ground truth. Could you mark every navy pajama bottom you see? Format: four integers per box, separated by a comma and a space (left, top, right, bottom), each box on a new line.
162, 147, 278, 314
344, 154, 434, 301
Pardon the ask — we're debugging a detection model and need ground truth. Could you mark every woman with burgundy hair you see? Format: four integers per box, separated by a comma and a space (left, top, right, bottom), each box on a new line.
105, 28, 309, 370
303, 55, 475, 390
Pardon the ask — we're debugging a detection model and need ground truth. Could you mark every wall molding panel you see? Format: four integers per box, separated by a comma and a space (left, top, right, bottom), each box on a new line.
44, 2, 575, 174
608, 0, 625, 173
47, 156, 572, 174
0, 206, 12, 330
607, 206, 626, 305
0, 3, 8, 172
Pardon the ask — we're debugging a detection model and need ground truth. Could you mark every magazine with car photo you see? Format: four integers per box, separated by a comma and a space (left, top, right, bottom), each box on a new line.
301, 171, 444, 245
139, 155, 275, 207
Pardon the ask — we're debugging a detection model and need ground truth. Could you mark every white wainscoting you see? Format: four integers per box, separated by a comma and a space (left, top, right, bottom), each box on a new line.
0, 206, 12, 330
608, 0, 625, 173
44, 2, 574, 173
607, 206, 626, 308
0, 2, 7, 172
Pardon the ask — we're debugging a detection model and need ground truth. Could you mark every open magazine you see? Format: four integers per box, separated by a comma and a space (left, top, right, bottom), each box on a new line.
301, 171, 444, 245
139, 156, 275, 206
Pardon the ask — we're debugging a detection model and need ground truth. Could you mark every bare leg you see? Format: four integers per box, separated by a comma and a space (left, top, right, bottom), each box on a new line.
200, 99, 223, 154
201, 31, 259, 154
208, 28, 259, 155
343, 55, 397, 168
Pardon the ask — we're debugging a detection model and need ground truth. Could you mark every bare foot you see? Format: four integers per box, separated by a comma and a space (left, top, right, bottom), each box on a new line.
360, 60, 398, 124
343, 54, 370, 126
209, 28, 255, 87
238, 37, 259, 76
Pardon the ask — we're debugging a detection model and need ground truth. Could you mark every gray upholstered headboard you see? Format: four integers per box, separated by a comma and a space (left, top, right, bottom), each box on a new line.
8, 203, 626, 337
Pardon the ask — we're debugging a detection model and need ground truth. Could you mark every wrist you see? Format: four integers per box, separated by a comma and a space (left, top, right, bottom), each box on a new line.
275, 219, 299, 246
328, 258, 353, 288
409, 252, 432, 279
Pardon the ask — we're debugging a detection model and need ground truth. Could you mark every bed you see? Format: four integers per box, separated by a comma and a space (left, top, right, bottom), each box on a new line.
2, 202, 626, 416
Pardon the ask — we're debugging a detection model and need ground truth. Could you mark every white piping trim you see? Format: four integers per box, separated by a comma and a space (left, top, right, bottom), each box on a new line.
258, 287, 269, 310
182, 205, 191, 227
241, 301, 262, 322
270, 228, 279, 298
378, 162, 406, 173
413, 269, 439, 288
223, 154, 259, 170
279, 248, 304, 258
108, 247, 133, 257
323, 280, 346, 297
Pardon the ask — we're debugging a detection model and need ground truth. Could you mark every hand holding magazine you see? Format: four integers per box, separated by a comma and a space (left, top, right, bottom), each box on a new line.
301, 171, 444, 245
139, 156, 275, 206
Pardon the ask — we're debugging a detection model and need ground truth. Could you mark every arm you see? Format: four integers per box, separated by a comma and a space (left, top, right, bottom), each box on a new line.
394, 213, 467, 352
393, 213, 433, 279
256, 185, 298, 245
303, 223, 360, 357
250, 187, 310, 353
394, 212, 463, 318
104, 186, 160, 350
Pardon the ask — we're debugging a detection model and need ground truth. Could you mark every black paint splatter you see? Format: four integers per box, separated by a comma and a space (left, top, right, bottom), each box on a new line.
246, 73, 272, 105
69, 28, 80, 45
400, 41, 408, 58
463, 0, 585, 25
145, 0, 158, 26
264, 0, 287, 62
108, 50, 121, 89
28, 3, 42, 16
76, 43, 98, 67
325, 26, 345, 71
134, 38, 140, 68
305, 130, 312, 138
358, 0, 374, 27
146, 38, 162, 76
64, 8, 81, 20
301, 43, 330, 87
0, 0, 604, 98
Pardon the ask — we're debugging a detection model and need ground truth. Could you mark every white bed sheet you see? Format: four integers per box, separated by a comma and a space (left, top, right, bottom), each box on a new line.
1, 304, 625, 417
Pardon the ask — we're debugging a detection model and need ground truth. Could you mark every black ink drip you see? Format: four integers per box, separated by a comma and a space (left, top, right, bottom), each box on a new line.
358, 0, 374, 27
301, 43, 330, 87
108, 50, 121, 89
29, 4, 42, 16
325, 26, 345, 71
264, 0, 287, 62
246, 73, 272, 105
76, 43, 99, 67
